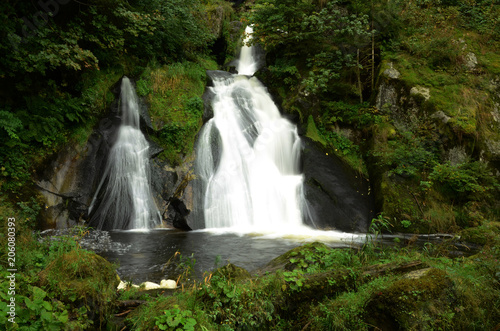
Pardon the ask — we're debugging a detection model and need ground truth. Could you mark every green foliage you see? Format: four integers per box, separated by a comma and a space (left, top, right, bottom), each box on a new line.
155, 306, 197, 331
374, 131, 438, 177
0, 282, 69, 330
322, 101, 384, 127
125, 237, 500, 331
194, 265, 276, 329
0, 0, 220, 194
250, 0, 371, 98
140, 61, 206, 165
185, 96, 203, 117
268, 59, 301, 88
400, 220, 412, 229
0, 109, 23, 140
429, 161, 500, 201
16, 197, 42, 228
458, 0, 500, 37
282, 243, 360, 292
0, 228, 112, 330
135, 79, 152, 97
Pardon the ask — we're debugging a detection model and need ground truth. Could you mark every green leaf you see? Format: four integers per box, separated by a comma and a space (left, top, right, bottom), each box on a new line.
42, 300, 52, 311
33, 286, 47, 301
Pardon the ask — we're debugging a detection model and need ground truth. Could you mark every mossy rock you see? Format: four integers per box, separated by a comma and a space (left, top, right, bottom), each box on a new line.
459, 221, 500, 245
39, 249, 118, 324
365, 268, 456, 330
262, 242, 332, 273
213, 263, 251, 281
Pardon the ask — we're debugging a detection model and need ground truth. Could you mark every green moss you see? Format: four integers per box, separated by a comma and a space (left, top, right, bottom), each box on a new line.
39, 249, 118, 325
365, 268, 455, 330
213, 263, 251, 281
459, 221, 500, 245
305, 115, 326, 145
138, 61, 208, 165
479, 50, 500, 75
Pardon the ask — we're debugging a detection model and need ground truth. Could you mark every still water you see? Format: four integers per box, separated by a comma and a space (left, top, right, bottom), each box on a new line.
96, 228, 363, 284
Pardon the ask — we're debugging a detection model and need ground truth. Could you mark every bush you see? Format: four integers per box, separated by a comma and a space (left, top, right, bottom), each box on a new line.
429, 161, 500, 201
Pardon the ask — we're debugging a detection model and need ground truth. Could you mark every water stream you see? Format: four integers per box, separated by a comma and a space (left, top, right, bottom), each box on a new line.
88, 77, 161, 230
196, 26, 308, 232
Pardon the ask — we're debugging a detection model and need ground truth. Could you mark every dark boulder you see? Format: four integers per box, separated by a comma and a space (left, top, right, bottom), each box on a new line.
301, 137, 374, 232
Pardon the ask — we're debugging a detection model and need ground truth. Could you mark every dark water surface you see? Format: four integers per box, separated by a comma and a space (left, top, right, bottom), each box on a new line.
91, 229, 475, 285
97, 229, 361, 283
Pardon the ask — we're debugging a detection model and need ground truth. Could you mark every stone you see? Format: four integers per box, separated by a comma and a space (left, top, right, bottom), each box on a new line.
160, 279, 178, 289
404, 267, 433, 279
431, 110, 451, 124
383, 63, 401, 79
117, 281, 128, 290
465, 52, 478, 70
447, 146, 468, 165
141, 281, 160, 290
410, 86, 431, 101
376, 82, 398, 115
485, 139, 500, 160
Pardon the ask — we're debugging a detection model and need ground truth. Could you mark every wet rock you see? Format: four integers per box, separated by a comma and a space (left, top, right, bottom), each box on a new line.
37, 77, 169, 230
202, 88, 216, 123
39, 228, 131, 254
301, 137, 374, 232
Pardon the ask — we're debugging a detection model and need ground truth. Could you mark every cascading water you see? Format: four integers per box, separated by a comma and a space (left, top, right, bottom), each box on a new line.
237, 26, 258, 76
196, 27, 308, 231
88, 77, 161, 230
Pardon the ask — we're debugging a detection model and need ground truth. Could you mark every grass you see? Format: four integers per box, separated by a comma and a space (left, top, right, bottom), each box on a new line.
137, 58, 217, 165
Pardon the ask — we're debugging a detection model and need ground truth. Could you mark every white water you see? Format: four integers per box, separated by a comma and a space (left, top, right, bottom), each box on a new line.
195, 27, 362, 242
89, 77, 161, 230
196, 28, 308, 233
237, 26, 258, 76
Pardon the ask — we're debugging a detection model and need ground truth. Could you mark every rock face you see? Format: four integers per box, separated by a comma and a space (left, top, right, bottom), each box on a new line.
302, 137, 374, 232
37, 77, 189, 230
376, 66, 432, 132
37, 106, 123, 229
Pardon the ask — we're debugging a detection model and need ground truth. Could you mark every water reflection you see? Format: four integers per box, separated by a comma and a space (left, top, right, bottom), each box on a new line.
99, 229, 361, 283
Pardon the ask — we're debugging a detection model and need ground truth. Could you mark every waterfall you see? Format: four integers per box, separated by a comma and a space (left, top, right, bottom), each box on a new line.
196, 28, 307, 231
237, 26, 258, 76
88, 77, 161, 230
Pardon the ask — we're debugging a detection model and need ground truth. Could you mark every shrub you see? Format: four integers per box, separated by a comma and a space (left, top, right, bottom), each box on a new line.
429, 161, 500, 201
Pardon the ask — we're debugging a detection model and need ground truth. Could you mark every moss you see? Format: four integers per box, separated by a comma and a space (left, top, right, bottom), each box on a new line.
39, 249, 118, 325
365, 268, 456, 330
377, 173, 427, 231
138, 61, 208, 166
305, 115, 326, 146
459, 221, 500, 245
213, 263, 251, 281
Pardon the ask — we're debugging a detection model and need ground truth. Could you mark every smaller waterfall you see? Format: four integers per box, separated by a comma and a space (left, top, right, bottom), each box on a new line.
237, 26, 258, 76
88, 77, 161, 230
